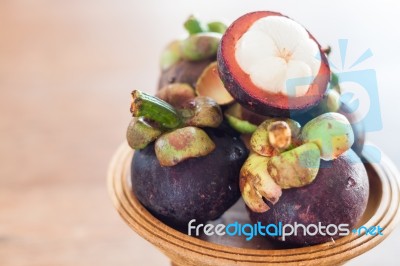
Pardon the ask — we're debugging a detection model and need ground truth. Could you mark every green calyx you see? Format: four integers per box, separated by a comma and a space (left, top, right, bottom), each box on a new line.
161, 33, 222, 66
184, 15, 209, 35
181, 16, 225, 62
155, 127, 215, 167
225, 114, 258, 134
180, 32, 222, 61
156, 83, 196, 109
301, 112, 354, 161
183, 15, 227, 35
130, 90, 223, 132
126, 118, 162, 150
250, 118, 301, 157
131, 90, 182, 129
267, 143, 321, 189
207, 21, 228, 34
240, 153, 282, 213
224, 103, 261, 134
180, 96, 223, 128
128, 90, 223, 166
159, 16, 227, 70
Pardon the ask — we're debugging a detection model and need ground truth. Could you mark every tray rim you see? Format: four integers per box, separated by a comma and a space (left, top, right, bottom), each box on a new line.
108, 141, 400, 265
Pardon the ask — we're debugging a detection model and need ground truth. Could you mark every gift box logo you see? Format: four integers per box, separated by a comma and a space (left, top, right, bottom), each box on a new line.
286, 39, 382, 163
331, 39, 382, 133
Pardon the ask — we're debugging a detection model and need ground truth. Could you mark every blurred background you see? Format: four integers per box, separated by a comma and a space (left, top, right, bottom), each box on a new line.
0, 0, 399, 265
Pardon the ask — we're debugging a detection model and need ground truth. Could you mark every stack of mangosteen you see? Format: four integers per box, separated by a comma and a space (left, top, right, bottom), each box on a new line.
126, 11, 369, 246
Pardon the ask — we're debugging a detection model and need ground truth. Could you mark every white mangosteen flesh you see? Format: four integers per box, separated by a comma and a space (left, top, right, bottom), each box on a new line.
235, 16, 321, 97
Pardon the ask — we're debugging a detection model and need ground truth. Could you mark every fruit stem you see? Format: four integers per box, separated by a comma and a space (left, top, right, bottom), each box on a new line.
130, 90, 182, 129
268, 121, 292, 150
322, 46, 331, 56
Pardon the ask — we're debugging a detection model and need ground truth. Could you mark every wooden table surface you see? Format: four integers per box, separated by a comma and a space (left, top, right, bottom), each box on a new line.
0, 1, 168, 265
1, 1, 399, 265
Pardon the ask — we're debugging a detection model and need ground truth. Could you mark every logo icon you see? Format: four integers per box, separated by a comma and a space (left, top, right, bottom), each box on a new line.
287, 39, 383, 163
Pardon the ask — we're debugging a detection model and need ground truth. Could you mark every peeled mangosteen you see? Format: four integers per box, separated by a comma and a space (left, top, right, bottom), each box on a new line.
131, 127, 249, 228
158, 58, 215, 89
249, 149, 369, 246
217, 11, 330, 117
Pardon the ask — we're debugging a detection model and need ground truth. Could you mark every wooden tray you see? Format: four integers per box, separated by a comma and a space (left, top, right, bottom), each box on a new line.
108, 142, 400, 266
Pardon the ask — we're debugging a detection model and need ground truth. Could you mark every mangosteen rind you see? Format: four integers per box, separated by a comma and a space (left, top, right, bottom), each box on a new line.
158, 58, 215, 90
249, 149, 369, 246
131, 128, 249, 228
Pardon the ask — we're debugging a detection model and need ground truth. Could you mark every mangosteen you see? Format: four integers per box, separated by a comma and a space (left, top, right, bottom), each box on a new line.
158, 16, 226, 90
158, 58, 215, 90
217, 11, 330, 117
128, 90, 248, 228
131, 127, 249, 228
249, 149, 369, 246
